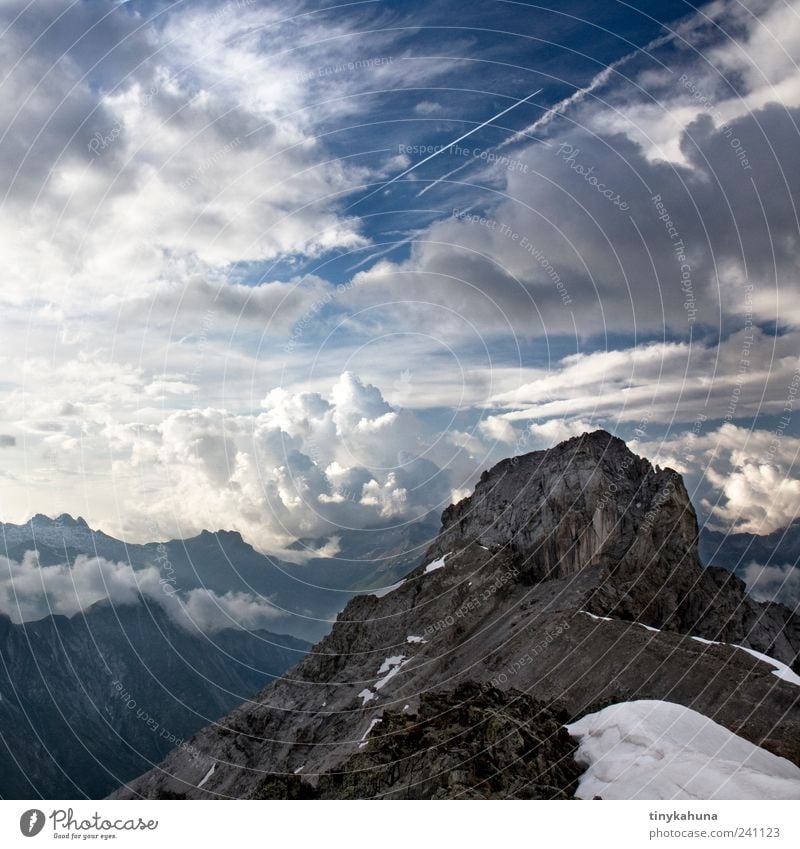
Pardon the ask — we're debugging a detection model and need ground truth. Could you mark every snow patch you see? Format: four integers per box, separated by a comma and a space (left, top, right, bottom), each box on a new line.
423, 553, 450, 574
358, 717, 382, 748
375, 655, 408, 690
406, 635, 427, 644
358, 688, 377, 705
197, 763, 216, 789
567, 700, 800, 800
691, 636, 800, 688
370, 579, 405, 598
293, 766, 303, 774
578, 613, 800, 688
580, 610, 613, 622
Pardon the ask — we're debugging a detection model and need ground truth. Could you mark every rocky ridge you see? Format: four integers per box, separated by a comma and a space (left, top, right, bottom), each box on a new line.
112, 431, 800, 799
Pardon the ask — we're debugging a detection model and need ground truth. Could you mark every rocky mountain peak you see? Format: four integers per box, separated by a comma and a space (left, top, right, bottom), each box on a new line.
432, 429, 696, 587
112, 432, 800, 800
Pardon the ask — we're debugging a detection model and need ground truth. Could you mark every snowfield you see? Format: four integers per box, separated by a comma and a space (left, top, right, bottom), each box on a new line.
567, 700, 800, 800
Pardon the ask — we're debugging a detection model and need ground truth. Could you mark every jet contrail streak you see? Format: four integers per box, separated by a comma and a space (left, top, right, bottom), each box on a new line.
353, 88, 542, 207
498, 33, 674, 148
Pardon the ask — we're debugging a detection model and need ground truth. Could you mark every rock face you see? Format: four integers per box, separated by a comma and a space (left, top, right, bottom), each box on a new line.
112, 431, 800, 799
253, 684, 582, 800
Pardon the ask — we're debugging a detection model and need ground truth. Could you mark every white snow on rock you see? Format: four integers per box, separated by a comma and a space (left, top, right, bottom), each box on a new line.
375, 655, 408, 690
370, 579, 406, 598
567, 700, 800, 800
423, 553, 449, 574
579, 610, 613, 622
358, 688, 377, 705
578, 612, 800, 689
406, 635, 427, 644
692, 637, 800, 688
197, 763, 216, 789
293, 766, 303, 774
358, 717, 382, 748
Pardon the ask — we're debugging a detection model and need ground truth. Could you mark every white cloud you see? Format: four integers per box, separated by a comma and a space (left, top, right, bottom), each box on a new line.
743, 562, 800, 607
0, 550, 281, 631
65, 373, 471, 551
634, 424, 800, 534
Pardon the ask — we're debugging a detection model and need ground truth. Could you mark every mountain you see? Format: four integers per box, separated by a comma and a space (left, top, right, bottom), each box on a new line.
1, 515, 438, 642
0, 597, 309, 799
112, 431, 800, 800
699, 522, 800, 606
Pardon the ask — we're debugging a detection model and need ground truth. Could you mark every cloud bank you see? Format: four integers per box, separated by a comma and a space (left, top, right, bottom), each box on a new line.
0, 550, 281, 632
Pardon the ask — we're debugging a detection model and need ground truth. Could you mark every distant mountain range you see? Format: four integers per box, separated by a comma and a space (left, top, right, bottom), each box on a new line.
1, 513, 439, 642
111, 432, 800, 800
0, 599, 308, 798
0, 511, 438, 798
700, 522, 800, 606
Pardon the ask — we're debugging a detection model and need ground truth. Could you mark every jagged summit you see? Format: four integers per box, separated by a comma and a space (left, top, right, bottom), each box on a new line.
112, 431, 800, 800
26, 512, 90, 527
433, 428, 691, 581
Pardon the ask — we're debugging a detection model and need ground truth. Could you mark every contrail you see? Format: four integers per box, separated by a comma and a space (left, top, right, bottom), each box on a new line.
353, 88, 542, 207
498, 33, 674, 148
416, 157, 475, 197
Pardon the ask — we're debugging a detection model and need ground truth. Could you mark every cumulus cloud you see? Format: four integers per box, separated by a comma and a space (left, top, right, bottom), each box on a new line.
97, 372, 476, 551
634, 424, 800, 535
0, 550, 281, 632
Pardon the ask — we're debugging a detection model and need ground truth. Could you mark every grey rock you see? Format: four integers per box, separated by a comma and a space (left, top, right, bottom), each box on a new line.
112, 431, 800, 799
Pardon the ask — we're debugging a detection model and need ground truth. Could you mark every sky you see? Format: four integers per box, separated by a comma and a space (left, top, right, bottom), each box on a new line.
1, 0, 799, 556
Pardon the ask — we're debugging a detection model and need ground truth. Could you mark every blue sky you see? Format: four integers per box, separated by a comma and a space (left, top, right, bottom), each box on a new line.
1, 0, 799, 555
